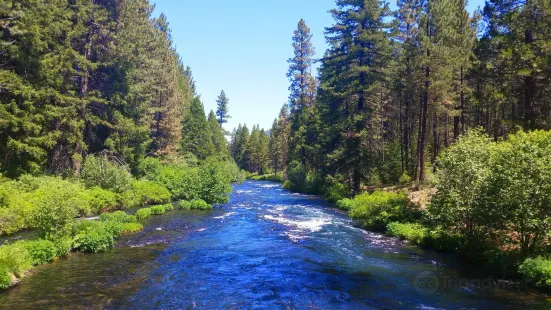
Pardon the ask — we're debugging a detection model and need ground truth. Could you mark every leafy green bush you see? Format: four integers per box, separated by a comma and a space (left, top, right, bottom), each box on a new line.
430, 130, 494, 248
190, 199, 212, 210
129, 180, 171, 206
52, 236, 73, 257
386, 222, 428, 245
72, 221, 117, 253
336, 198, 354, 211
0, 243, 32, 278
0, 182, 33, 235
177, 200, 191, 210
150, 205, 166, 215
325, 175, 348, 203
121, 222, 143, 234
30, 183, 83, 238
17, 240, 57, 265
519, 257, 551, 288
348, 191, 418, 231
81, 154, 132, 193
87, 187, 119, 213
99, 211, 136, 223
140, 158, 199, 200
0, 264, 11, 289
164, 203, 174, 211
399, 172, 412, 185
197, 158, 233, 204
135, 208, 152, 220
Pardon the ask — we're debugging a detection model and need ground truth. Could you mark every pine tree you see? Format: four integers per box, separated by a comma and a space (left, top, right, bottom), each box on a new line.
181, 97, 214, 160
208, 110, 228, 158
215, 90, 231, 128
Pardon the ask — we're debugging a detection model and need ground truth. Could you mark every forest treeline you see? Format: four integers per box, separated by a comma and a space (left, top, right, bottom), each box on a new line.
0, 0, 231, 177
0, 0, 242, 289
231, 0, 551, 195
228, 0, 551, 286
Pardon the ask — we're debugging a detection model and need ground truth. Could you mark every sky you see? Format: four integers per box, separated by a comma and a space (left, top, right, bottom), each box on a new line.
151, 0, 485, 133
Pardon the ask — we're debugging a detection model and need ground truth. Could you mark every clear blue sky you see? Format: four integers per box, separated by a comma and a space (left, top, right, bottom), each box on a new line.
151, 0, 485, 133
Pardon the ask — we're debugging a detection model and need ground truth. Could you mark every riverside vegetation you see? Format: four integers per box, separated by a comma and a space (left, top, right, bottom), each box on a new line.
229, 0, 551, 291
0, 0, 246, 289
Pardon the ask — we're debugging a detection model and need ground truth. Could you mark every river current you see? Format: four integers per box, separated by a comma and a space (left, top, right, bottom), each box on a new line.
0, 181, 549, 309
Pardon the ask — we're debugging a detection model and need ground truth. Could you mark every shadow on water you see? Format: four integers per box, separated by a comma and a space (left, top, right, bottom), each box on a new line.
1, 180, 550, 309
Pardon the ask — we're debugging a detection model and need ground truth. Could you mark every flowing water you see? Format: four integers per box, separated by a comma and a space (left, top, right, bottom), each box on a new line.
1, 181, 549, 309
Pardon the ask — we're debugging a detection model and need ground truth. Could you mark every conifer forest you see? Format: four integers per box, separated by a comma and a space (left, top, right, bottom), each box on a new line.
2, 0, 551, 308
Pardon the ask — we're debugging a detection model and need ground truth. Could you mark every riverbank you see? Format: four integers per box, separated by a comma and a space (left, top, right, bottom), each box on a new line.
1, 180, 549, 309
0, 199, 215, 289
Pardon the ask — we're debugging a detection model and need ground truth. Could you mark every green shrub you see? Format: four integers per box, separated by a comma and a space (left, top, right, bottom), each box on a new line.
120, 222, 143, 234
81, 154, 132, 193
177, 200, 191, 210
164, 203, 174, 211
129, 180, 171, 206
87, 187, 118, 214
519, 257, 551, 288
197, 158, 233, 204
72, 221, 117, 253
399, 172, 412, 185
135, 208, 152, 220
348, 191, 418, 231
424, 228, 463, 253
386, 222, 428, 245
99, 211, 136, 223
30, 184, 83, 238
336, 198, 354, 211
190, 199, 212, 210
150, 205, 166, 215
17, 240, 57, 265
0, 243, 32, 278
140, 158, 199, 201
0, 264, 11, 289
52, 236, 73, 257
325, 180, 348, 203
0, 182, 33, 235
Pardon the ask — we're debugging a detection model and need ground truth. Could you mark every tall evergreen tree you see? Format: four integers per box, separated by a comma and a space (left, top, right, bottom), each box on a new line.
181, 97, 214, 160
215, 90, 230, 128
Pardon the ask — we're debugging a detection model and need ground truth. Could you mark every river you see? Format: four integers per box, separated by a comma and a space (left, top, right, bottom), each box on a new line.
0, 180, 549, 309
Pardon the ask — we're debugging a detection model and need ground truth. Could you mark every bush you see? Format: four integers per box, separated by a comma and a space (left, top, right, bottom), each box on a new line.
386, 222, 428, 245
177, 200, 191, 210
17, 240, 57, 265
30, 183, 83, 238
197, 158, 233, 204
150, 205, 166, 215
336, 198, 354, 211
190, 199, 212, 210
325, 176, 348, 203
140, 158, 199, 200
348, 191, 418, 231
87, 187, 119, 214
135, 208, 152, 220
129, 180, 171, 206
52, 236, 73, 257
0, 243, 32, 278
0, 264, 10, 289
0, 181, 33, 235
72, 221, 117, 253
81, 154, 132, 193
519, 257, 551, 288
99, 211, 136, 223
399, 172, 412, 185
164, 203, 174, 211
120, 222, 143, 234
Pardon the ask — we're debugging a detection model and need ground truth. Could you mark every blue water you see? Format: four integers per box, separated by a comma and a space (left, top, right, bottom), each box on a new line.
1, 181, 549, 309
